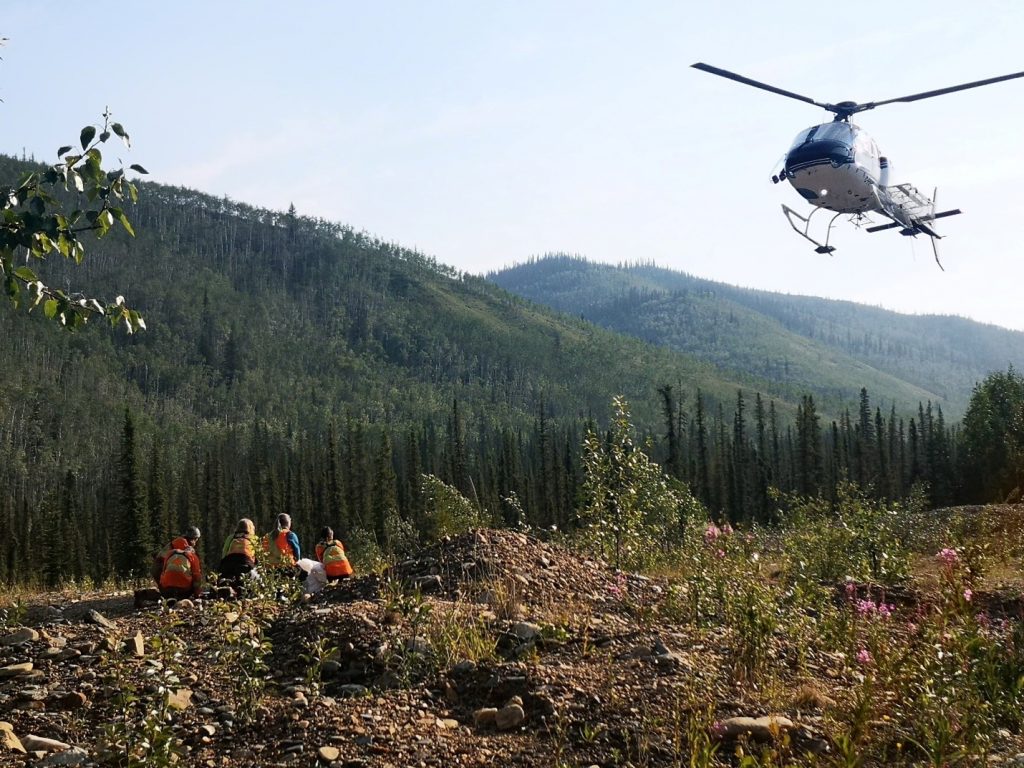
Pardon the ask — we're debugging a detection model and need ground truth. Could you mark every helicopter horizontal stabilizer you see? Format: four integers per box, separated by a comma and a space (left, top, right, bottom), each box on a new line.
865, 208, 961, 233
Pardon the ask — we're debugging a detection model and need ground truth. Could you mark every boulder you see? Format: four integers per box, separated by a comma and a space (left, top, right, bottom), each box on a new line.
318, 745, 340, 763
495, 703, 526, 730
473, 708, 498, 728
1, 627, 39, 646
86, 609, 115, 629
0, 722, 25, 753
0, 662, 33, 679
21, 734, 71, 752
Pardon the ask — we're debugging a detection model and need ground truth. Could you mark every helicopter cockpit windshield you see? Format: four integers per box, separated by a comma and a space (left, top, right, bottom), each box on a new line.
789, 122, 856, 150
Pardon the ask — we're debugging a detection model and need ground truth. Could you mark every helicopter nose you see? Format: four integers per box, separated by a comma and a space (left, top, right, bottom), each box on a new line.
785, 139, 853, 174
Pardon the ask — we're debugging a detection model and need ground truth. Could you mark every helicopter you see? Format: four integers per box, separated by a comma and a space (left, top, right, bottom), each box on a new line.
692, 62, 1024, 268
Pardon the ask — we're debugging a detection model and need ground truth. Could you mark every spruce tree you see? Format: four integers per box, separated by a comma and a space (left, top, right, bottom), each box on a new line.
117, 409, 151, 578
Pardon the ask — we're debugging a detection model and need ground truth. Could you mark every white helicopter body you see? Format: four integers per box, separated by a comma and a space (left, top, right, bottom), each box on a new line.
693, 63, 1024, 265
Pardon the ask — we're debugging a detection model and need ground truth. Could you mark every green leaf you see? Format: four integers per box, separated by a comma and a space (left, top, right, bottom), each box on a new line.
13, 266, 37, 282
57, 145, 73, 158
112, 208, 135, 237
129, 164, 149, 175
80, 125, 96, 150
99, 131, 110, 143
43, 298, 58, 318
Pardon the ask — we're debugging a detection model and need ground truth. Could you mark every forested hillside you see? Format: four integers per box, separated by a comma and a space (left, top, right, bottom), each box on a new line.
489, 255, 1024, 418
0, 154, 770, 581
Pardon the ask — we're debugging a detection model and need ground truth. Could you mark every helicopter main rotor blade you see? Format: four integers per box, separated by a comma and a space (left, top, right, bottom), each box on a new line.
691, 62, 831, 110
862, 70, 1024, 111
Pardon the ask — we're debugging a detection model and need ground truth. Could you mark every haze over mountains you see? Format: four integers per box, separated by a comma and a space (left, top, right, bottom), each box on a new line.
489, 255, 1024, 419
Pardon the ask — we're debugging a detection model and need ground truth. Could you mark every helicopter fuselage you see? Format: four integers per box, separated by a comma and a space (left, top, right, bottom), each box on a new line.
783, 122, 883, 214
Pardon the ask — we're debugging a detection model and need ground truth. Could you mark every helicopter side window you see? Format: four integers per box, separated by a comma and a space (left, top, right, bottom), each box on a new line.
789, 126, 817, 149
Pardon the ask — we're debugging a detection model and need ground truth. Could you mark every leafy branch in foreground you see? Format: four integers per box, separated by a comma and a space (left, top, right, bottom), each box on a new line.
1, 107, 147, 332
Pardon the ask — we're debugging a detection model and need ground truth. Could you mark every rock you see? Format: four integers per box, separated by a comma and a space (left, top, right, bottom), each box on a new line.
473, 708, 498, 728
405, 636, 431, 655
1, 627, 39, 645
622, 645, 654, 659
199, 724, 217, 737
86, 609, 115, 629
21, 734, 70, 752
173, 599, 194, 610
716, 715, 795, 742
413, 575, 443, 591
0, 721, 25, 753
510, 621, 542, 641
321, 660, 341, 676
40, 747, 89, 766
55, 648, 81, 662
318, 745, 340, 763
48, 691, 87, 711
438, 718, 459, 729
223, 612, 239, 624
128, 632, 145, 658
0, 662, 33, 679
495, 703, 526, 730
338, 684, 367, 697
166, 688, 193, 710
452, 659, 477, 674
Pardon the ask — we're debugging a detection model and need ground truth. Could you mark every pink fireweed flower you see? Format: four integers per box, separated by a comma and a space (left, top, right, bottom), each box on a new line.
856, 649, 873, 666
709, 721, 726, 739
844, 581, 857, 599
963, 588, 973, 602
977, 612, 991, 629
715, 548, 726, 559
936, 548, 960, 569
704, 523, 721, 544
721, 523, 734, 536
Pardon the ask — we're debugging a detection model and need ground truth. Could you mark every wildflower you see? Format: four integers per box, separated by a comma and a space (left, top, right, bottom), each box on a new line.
704, 523, 721, 544
844, 581, 857, 599
715, 548, 726, 559
721, 523, 734, 536
936, 548, 960, 569
963, 588, 973, 602
856, 648, 873, 666
709, 721, 726, 739
977, 612, 991, 629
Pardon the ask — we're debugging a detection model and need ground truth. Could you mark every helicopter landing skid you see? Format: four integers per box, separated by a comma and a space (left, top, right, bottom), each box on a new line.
781, 204, 842, 254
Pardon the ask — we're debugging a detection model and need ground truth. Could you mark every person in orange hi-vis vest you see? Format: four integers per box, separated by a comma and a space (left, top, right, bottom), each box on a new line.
315, 527, 354, 581
153, 527, 202, 600
262, 513, 301, 572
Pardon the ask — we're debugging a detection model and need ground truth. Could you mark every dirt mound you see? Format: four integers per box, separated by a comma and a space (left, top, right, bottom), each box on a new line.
381, 528, 659, 608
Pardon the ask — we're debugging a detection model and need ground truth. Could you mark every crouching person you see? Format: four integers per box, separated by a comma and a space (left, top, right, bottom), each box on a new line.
154, 527, 203, 601
315, 527, 354, 582
220, 518, 258, 588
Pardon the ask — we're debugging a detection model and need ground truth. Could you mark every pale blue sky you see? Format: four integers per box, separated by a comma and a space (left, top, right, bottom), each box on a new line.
4, 1, 1024, 329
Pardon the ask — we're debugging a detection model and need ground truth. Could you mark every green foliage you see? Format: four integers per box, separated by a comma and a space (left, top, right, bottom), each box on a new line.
779, 482, 915, 586
420, 474, 482, 542
1, 110, 146, 332
960, 367, 1024, 501
98, 613, 186, 767
577, 396, 702, 569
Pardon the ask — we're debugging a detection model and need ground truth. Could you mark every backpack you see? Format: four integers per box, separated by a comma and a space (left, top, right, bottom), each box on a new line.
163, 549, 192, 578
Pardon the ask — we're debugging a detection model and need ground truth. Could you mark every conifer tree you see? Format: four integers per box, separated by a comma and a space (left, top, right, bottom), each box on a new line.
116, 409, 150, 577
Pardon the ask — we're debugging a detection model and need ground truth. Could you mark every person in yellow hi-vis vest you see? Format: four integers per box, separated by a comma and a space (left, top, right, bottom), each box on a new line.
315, 527, 354, 581
219, 518, 258, 584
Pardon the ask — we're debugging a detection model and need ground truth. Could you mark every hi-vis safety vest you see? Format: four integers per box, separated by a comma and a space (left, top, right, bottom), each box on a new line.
267, 529, 295, 566
161, 550, 194, 589
320, 540, 353, 578
226, 536, 255, 559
